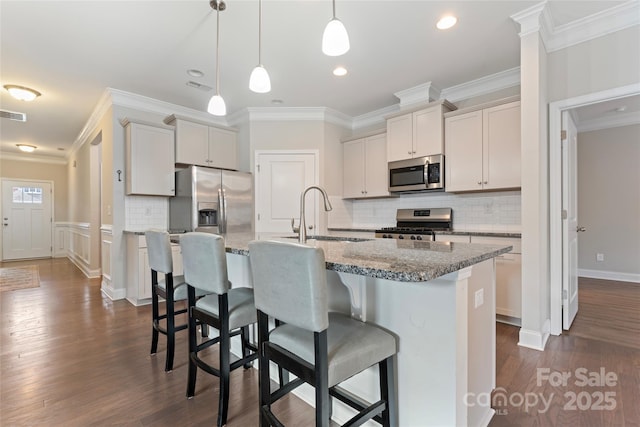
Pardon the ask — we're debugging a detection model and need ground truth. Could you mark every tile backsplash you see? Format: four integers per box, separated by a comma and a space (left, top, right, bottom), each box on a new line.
125, 196, 169, 230
329, 191, 521, 232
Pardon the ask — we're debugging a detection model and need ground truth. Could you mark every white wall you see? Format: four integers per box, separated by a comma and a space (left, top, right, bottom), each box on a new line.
577, 124, 640, 281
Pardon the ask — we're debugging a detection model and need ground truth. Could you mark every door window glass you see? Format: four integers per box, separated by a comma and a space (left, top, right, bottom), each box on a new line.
12, 187, 43, 204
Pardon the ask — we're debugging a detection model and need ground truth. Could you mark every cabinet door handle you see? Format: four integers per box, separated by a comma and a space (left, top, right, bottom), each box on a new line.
483, 181, 488, 184
477, 181, 482, 185
412, 150, 416, 154
408, 151, 412, 155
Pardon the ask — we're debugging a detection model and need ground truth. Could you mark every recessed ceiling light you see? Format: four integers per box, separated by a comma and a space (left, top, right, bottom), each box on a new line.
17, 144, 37, 152
271, 99, 284, 105
57, 147, 65, 151
333, 66, 348, 77
187, 69, 204, 77
615, 106, 627, 113
436, 15, 457, 30
4, 85, 41, 101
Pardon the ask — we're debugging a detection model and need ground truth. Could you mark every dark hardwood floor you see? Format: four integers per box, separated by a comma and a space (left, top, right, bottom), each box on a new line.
1, 259, 639, 426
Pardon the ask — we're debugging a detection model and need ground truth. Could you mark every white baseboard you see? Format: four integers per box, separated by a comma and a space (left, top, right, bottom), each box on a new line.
67, 253, 100, 278
101, 282, 127, 300
518, 318, 550, 351
578, 268, 640, 284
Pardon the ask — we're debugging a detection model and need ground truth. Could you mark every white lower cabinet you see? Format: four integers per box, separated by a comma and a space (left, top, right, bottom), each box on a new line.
126, 234, 183, 306
437, 234, 522, 321
471, 236, 521, 320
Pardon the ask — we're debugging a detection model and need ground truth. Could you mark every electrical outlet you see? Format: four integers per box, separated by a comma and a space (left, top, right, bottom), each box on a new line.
596, 253, 604, 262
474, 289, 484, 308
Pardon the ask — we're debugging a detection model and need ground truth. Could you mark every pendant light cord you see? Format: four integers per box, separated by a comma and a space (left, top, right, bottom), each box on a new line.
258, 0, 262, 65
332, 0, 336, 19
216, 0, 221, 96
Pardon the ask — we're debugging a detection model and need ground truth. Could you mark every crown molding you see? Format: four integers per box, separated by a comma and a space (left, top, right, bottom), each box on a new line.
439, 67, 521, 103
67, 89, 113, 160
394, 82, 441, 109
352, 104, 399, 132
0, 151, 67, 165
245, 106, 352, 128
108, 88, 228, 126
511, 2, 549, 38
512, 0, 639, 53
545, 0, 640, 53
578, 111, 640, 133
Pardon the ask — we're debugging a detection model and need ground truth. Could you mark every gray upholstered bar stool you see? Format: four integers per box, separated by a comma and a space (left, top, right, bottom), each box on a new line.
249, 240, 398, 427
145, 229, 205, 372
180, 232, 258, 427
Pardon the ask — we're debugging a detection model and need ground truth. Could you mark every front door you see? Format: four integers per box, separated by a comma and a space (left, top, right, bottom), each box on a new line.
562, 112, 579, 329
2, 179, 53, 260
255, 151, 318, 233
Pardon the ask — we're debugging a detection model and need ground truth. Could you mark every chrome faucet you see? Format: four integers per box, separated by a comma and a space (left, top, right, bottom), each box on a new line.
298, 186, 332, 243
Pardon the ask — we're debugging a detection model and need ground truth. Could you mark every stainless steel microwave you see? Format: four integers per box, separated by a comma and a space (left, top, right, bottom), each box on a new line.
388, 154, 444, 193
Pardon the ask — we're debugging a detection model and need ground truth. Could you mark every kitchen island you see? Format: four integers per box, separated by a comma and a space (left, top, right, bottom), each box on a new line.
184, 233, 512, 426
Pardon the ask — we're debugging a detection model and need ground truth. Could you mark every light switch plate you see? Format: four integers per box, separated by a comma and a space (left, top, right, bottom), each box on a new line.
475, 289, 484, 308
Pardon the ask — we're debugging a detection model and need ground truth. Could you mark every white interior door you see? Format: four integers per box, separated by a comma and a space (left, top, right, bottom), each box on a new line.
255, 151, 317, 233
562, 111, 579, 329
2, 179, 53, 260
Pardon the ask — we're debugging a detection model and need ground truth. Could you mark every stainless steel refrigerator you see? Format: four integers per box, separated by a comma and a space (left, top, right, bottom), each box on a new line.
169, 166, 253, 234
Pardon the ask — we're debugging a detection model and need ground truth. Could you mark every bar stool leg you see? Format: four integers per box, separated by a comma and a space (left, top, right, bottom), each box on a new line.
150, 272, 159, 355
165, 280, 176, 372
186, 289, 198, 398
217, 296, 231, 427
379, 356, 397, 427
314, 331, 330, 427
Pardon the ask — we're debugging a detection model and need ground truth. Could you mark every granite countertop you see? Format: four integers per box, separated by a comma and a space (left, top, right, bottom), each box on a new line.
174, 232, 512, 283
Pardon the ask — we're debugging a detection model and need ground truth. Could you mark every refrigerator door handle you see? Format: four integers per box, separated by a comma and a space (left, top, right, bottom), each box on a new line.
219, 188, 227, 234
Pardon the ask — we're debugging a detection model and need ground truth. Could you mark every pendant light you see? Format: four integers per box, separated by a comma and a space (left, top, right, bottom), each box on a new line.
322, 0, 350, 56
208, 0, 226, 116
249, 0, 271, 93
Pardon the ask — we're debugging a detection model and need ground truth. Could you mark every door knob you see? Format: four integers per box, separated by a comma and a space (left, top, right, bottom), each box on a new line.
576, 226, 586, 232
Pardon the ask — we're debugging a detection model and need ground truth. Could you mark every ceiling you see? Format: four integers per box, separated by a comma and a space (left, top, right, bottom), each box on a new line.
0, 0, 627, 160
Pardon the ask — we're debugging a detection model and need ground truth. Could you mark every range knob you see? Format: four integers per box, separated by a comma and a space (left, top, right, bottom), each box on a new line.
416, 235, 423, 241
410, 235, 416, 240
398, 235, 404, 240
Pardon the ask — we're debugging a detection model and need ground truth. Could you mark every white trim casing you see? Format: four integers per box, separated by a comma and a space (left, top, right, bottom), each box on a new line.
549, 83, 640, 336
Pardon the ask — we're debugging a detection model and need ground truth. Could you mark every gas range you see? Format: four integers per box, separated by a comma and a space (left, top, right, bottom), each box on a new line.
375, 208, 452, 241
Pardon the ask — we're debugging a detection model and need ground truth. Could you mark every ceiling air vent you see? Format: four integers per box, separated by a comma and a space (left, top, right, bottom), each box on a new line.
186, 81, 213, 92
0, 110, 26, 122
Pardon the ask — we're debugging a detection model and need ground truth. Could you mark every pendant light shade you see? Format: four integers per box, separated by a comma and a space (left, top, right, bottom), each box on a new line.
322, 0, 349, 56
208, 0, 226, 116
249, 65, 271, 93
207, 94, 227, 116
250, 0, 271, 93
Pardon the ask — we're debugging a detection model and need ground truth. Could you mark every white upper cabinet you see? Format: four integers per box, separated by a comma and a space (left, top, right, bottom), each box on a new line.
343, 133, 390, 199
445, 99, 521, 192
166, 115, 238, 170
174, 120, 209, 166
386, 100, 455, 162
123, 119, 175, 196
